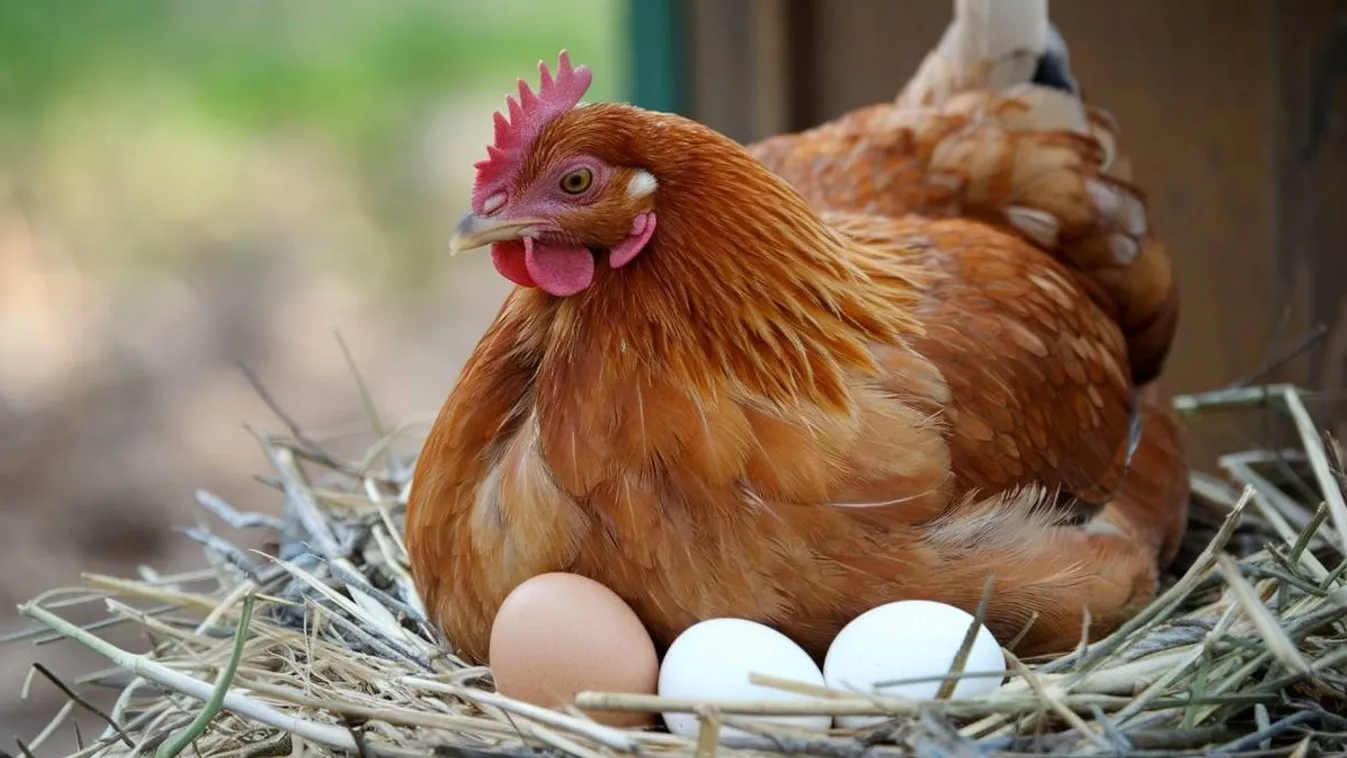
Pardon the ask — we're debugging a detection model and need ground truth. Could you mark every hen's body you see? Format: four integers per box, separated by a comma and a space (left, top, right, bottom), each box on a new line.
409, 122, 1180, 663
407, 2, 1189, 667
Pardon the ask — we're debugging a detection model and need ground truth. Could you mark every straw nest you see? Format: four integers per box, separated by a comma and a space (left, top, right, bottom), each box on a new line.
8, 381, 1347, 758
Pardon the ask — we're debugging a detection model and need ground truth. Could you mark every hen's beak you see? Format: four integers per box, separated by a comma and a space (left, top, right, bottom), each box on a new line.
449, 213, 544, 254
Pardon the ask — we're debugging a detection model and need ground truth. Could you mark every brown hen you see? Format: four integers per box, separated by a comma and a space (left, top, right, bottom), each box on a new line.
406, 2, 1189, 667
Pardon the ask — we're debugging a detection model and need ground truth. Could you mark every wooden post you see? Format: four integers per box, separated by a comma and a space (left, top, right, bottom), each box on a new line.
629, 0, 688, 114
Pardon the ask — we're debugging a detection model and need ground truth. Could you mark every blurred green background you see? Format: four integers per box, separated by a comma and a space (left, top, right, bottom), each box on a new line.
0, 0, 626, 297
0, 0, 626, 744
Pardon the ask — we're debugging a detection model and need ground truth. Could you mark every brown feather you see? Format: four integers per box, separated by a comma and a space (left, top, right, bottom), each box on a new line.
748, 87, 1178, 385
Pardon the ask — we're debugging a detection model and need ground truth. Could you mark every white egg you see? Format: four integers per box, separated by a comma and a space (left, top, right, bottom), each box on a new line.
823, 600, 1006, 729
658, 618, 832, 737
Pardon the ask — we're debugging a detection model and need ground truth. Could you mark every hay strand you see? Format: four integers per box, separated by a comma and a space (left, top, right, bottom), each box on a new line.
9, 382, 1347, 756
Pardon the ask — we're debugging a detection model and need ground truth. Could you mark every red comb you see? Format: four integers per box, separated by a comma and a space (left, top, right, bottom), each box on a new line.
471, 50, 593, 214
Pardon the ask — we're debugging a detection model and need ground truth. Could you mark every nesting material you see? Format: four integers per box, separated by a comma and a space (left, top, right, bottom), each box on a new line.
8, 382, 1347, 757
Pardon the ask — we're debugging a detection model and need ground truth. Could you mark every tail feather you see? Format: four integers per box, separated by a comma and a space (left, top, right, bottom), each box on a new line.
1032, 23, 1078, 93
893, 0, 1180, 383
898, 0, 1073, 108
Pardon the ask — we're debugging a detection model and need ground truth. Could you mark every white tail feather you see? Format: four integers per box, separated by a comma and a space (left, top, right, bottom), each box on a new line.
900, 0, 1061, 106
950, 0, 1050, 63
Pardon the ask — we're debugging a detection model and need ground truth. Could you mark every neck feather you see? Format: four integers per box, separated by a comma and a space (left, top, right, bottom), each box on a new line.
514, 109, 924, 414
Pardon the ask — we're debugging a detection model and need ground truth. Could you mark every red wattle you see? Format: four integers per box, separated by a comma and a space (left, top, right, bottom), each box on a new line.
490, 240, 537, 288
524, 237, 595, 297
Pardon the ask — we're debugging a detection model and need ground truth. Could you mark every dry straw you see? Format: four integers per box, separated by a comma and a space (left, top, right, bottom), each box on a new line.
7, 378, 1347, 757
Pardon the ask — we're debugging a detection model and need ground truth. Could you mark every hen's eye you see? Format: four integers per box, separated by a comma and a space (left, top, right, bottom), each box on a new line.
560, 167, 594, 195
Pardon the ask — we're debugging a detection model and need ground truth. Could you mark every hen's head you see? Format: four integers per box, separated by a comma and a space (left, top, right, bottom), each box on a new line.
450, 51, 662, 297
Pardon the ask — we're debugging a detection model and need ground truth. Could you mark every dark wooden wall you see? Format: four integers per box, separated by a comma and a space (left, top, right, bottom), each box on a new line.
681, 0, 1347, 469
1274, 3, 1347, 404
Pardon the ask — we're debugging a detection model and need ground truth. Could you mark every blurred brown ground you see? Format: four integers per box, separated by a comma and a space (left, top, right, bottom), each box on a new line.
0, 94, 520, 741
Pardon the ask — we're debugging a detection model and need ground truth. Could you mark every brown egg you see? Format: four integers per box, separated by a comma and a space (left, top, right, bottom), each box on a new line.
489, 572, 658, 727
